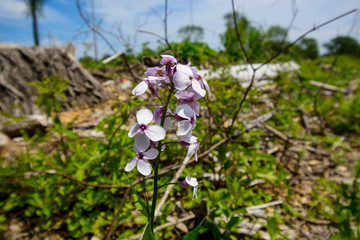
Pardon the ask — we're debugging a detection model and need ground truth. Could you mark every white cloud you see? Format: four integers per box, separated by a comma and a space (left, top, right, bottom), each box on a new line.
0, 0, 27, 20
0, 0, 66, 23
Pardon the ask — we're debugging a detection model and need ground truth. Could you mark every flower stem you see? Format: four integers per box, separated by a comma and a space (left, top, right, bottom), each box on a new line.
150, 87, 174, 233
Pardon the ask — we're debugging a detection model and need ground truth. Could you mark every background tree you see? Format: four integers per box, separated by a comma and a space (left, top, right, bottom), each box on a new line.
24, 0, 47, 46
178, 25, 204, 42
298, 38, 319, 59
324, 36, 360, 56
264, 25, 289, 56
220, 11, 264, 62
267, 25, 288, 43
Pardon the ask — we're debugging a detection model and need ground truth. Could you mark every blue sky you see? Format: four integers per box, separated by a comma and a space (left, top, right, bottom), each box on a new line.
0, 0, 359, 59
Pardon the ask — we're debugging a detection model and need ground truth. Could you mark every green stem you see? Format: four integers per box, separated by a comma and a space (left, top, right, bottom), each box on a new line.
150, 87, 174, 233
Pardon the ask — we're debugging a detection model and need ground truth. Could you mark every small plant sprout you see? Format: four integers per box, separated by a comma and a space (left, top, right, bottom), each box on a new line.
128, 108, 166, 150
181, 176, 199, 200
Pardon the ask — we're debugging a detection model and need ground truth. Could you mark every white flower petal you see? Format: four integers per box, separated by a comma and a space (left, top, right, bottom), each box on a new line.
173, 71, 191, 90
177, 64, 194, 76
137, 159, 152, 176
192, 101, 200, 116
202, 77, 210, 92
176, 120, 193, 136
191, 79, 206, 97
185, 176, 198, 187
148, 76, 164, 86
187, 142, 199, 160
132, 81, 149, 96
173, 64, 193, 90
137, 108, 153, 125
128, 123, 139, 138
143, 148, 159, 160
125, 156, 138, 172
176, 104, 194, 119
189, 135, 198, 143
145, 125, 166, 141
188, 87, 202, 100
192, 185, 198, 200
135, 134, 150, 151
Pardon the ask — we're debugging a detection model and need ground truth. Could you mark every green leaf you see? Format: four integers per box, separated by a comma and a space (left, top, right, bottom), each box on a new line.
180, 218, 205, 240
75, 169, 85, 181
283, 202, 302, 217
226, 216, 241, 230
257, 172, 278, 183
124, 173, 149, 218
142, 223, 155, 240
267, 216, 280, 240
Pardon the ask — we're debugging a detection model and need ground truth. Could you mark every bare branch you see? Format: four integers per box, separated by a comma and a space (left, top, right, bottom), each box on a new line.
230, 0, 253, 69
104, 188, 131, 240
256, 8, 358, 71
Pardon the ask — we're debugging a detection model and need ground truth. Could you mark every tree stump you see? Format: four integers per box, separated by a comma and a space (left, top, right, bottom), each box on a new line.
0, 44, 114, 116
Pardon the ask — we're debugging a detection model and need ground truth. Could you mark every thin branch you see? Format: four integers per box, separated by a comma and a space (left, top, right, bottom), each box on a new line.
75, 0, 117, 53
26, 170, 130, 189
227, 8, 358, 134
227, 74, 256, 133
104, 187, 131, 240
137, 0, 185, 64
137, 29, 166, 41
231, 0, 253, 68
104, 122, 124, 165
154, 155, 190, 218
256, 8, 358, 71
164, 0, 168, 42
26, 137, 230, 192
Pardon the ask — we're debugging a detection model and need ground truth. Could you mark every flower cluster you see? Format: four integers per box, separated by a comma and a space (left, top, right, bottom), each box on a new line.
126, 55, 209, 199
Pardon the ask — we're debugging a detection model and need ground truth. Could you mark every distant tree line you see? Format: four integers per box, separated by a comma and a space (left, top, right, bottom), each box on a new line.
79, 11, 360, 67
137, 11, 360, 66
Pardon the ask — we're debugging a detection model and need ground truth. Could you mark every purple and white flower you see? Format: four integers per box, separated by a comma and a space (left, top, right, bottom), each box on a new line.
191, 66, 210, 93
181, 176, 198, 200
173, 64, 206, 97
132, 76, 165, 96
125, 144, 159, 176
154, 106, 172, 130
175, 104, 196, 136
160, 55, 177, 65
175, 88, 201, 115
180, 135, 199, 161
128, 108, 166, 150
145, 66, 170, 84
